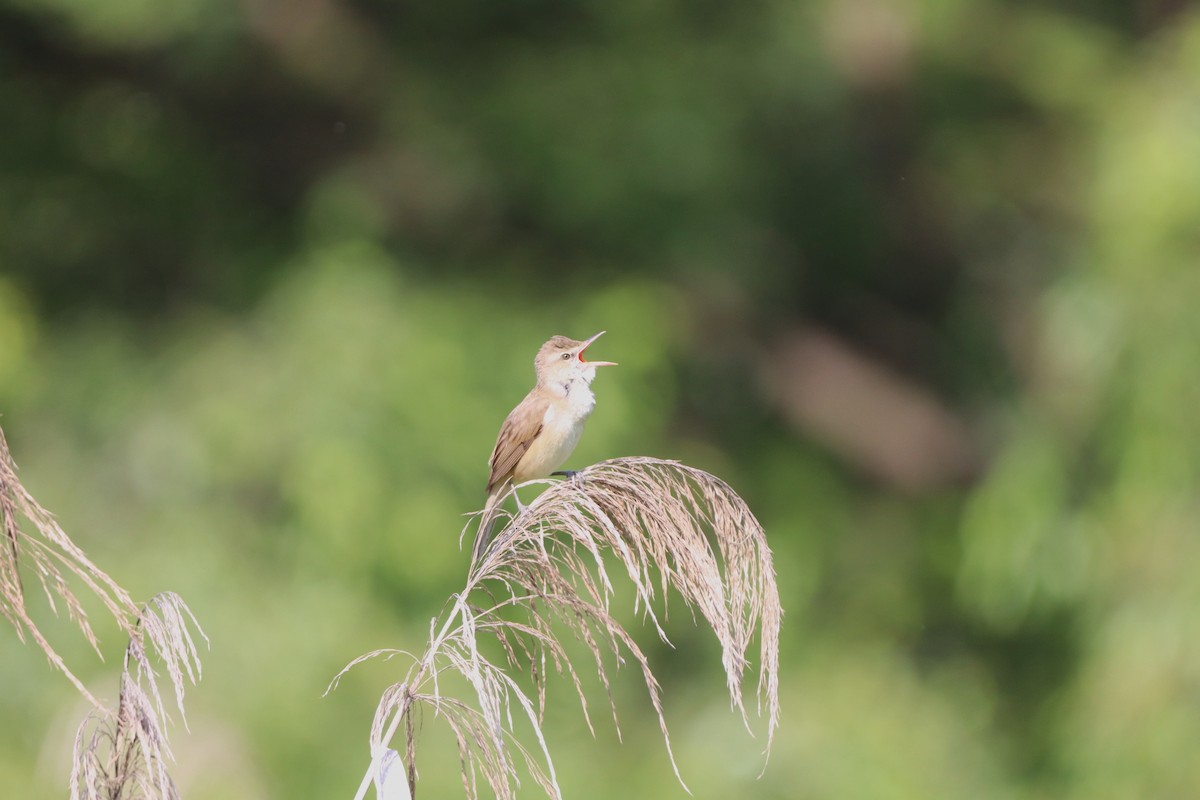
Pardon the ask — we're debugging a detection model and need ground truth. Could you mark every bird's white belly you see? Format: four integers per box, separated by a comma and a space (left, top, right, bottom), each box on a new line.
513, 394, 592, 482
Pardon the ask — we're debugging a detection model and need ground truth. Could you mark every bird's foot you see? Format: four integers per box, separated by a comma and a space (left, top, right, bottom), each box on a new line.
551, 470, 582, 485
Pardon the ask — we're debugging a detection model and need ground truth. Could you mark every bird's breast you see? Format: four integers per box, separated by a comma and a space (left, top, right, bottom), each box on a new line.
512, 389, 594, 482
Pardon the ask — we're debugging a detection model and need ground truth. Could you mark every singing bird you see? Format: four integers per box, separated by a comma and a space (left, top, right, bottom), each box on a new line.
474, 331, 617, 563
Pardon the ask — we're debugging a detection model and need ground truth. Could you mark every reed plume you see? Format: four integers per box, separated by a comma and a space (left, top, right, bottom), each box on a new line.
333, 456, 782, 799
71, 592, 206, 800
1, 424, 205, 798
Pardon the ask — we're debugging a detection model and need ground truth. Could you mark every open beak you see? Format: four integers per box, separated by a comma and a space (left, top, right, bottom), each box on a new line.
578, 330, 617, 366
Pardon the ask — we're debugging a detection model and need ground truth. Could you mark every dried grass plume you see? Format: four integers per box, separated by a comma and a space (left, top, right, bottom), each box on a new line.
1, 424, 206, 798
71, 592, 207, 800
1, 425, 141, 705
334, 456, 782, 799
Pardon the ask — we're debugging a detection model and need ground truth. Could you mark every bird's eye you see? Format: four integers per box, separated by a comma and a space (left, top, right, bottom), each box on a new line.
561, 352, 572, 360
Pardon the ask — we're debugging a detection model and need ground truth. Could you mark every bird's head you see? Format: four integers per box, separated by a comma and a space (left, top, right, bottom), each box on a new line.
534, 331, 617, 387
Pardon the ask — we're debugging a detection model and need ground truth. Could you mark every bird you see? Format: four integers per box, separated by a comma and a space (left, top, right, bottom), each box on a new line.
473, 331, 617, 564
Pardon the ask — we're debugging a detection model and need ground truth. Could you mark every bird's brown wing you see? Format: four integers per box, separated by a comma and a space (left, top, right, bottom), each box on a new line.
487, 393, 548, 494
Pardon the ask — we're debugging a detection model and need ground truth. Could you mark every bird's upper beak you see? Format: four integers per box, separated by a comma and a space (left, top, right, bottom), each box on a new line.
578, 331, 617, 367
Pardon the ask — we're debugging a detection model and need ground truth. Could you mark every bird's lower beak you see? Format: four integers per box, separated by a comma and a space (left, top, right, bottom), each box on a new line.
579, 331, 617, 366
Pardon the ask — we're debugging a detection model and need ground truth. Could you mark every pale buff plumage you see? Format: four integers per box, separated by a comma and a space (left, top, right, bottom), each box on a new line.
474, 332, 616, 563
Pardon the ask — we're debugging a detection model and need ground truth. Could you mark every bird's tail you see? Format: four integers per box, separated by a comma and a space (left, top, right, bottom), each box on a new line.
472, 487, 505, 566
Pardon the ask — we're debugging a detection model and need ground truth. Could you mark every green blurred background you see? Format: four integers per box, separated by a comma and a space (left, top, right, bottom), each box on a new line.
3, 0, 1199, 797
